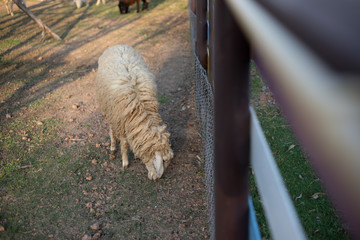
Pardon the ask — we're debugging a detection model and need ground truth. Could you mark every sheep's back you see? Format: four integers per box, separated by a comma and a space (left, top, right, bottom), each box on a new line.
95, 45, 160, 136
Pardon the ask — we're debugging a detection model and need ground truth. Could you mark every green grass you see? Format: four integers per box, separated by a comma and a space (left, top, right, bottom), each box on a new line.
158, 94, 171, 104
0, 39, 21, 50
0, 117, 62, 180
249, 62, 349, 239
0, 146, 92, 239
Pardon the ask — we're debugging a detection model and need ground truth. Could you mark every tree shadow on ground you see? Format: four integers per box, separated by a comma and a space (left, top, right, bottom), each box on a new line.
0, 0, 174, 123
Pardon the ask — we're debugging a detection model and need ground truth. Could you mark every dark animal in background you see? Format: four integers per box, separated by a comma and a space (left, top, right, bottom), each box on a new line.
118, 0, 149, 14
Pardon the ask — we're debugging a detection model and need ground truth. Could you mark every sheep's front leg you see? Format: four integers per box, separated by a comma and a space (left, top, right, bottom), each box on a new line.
5, 0, 10, 15
109, 126, 118, 153
119, 136, 129, 169
8, 1, 14, 16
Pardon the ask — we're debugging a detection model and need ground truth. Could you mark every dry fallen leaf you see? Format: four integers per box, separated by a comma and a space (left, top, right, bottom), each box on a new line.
91, 159, 98, 165
5, 114, 11, 119
90, 222, 100, 231
86, 176, 93, 181
309, 192, 325, 199
92, 231, 102, 240
287, 144, 296, 151
85, 202, 93, 209
295, 193, 303, 200
81, 234, 92, 240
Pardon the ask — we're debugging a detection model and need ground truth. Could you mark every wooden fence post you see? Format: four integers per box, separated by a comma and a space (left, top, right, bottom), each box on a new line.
209, 0, 251, 238
13, 0, 62, 41
195, 0, 207, 69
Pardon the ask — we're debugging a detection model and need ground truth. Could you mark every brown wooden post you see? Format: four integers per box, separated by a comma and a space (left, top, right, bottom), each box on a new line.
189, 0, 196, 14
13, 0, 62, 41
195, 0, 207, 69
209, 0, 250, 238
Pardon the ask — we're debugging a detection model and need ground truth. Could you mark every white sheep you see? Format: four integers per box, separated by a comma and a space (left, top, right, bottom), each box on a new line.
96, 0, 105, 5
73, 0, 88, 9
4, 0, 26, 16
95, 45, 173, 180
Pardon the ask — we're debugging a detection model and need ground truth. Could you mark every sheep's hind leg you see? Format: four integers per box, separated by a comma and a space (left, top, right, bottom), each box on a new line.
119, 137, 129, 169
109, 126, 118, 153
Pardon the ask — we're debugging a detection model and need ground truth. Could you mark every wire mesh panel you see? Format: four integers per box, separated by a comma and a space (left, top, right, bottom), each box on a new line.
189, 6, 215, 239
195, 55, 215, 240
189, 8, 197, 52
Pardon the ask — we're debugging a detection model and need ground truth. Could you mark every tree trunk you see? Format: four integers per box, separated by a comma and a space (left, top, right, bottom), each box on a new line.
12, 0, 62, 41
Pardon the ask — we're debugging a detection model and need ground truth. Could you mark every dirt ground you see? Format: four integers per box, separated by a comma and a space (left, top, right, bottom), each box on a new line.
0, 0, 209, 239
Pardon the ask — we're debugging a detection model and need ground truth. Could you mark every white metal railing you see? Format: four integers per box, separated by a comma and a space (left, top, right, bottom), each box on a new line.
250, 107, 306, 240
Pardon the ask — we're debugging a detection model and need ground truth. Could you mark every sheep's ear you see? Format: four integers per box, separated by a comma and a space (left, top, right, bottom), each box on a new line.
154, 151, 164, 177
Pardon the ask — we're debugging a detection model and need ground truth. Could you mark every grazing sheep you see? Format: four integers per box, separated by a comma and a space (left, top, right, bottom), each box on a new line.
118, 0, 149, 14
73, 0, 88, 9
95, 45, 173, 180
4, 0, 26, 16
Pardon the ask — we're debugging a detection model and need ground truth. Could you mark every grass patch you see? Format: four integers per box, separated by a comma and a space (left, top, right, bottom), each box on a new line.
0, 118, 62, 180
27, 96, 55, 111
88, 3, 130, 19
0, 146, 91, 239
0, 39, 21, 50
249, 62, 349, 239
158, 94, 171, 104
0, 57, 16, 68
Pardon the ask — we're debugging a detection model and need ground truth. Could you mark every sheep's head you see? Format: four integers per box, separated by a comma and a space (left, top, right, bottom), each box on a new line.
144, 125, 173, 180
145, 152, 164, 180
145, 149, 174, 180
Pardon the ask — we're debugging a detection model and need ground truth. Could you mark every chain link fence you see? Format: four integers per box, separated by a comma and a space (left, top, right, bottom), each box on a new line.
189, 8, 215, 240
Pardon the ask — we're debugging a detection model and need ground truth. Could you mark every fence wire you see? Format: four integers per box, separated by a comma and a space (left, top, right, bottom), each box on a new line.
194, 55, 215, 240
189, 8, 215, 239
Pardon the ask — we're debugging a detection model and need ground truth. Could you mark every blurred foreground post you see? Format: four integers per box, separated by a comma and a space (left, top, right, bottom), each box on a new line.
195, 0, 207, 69
209, 0, 250, 238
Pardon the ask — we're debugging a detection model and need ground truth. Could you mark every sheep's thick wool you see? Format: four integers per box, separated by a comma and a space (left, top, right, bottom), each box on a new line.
95, 45, 173, 179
